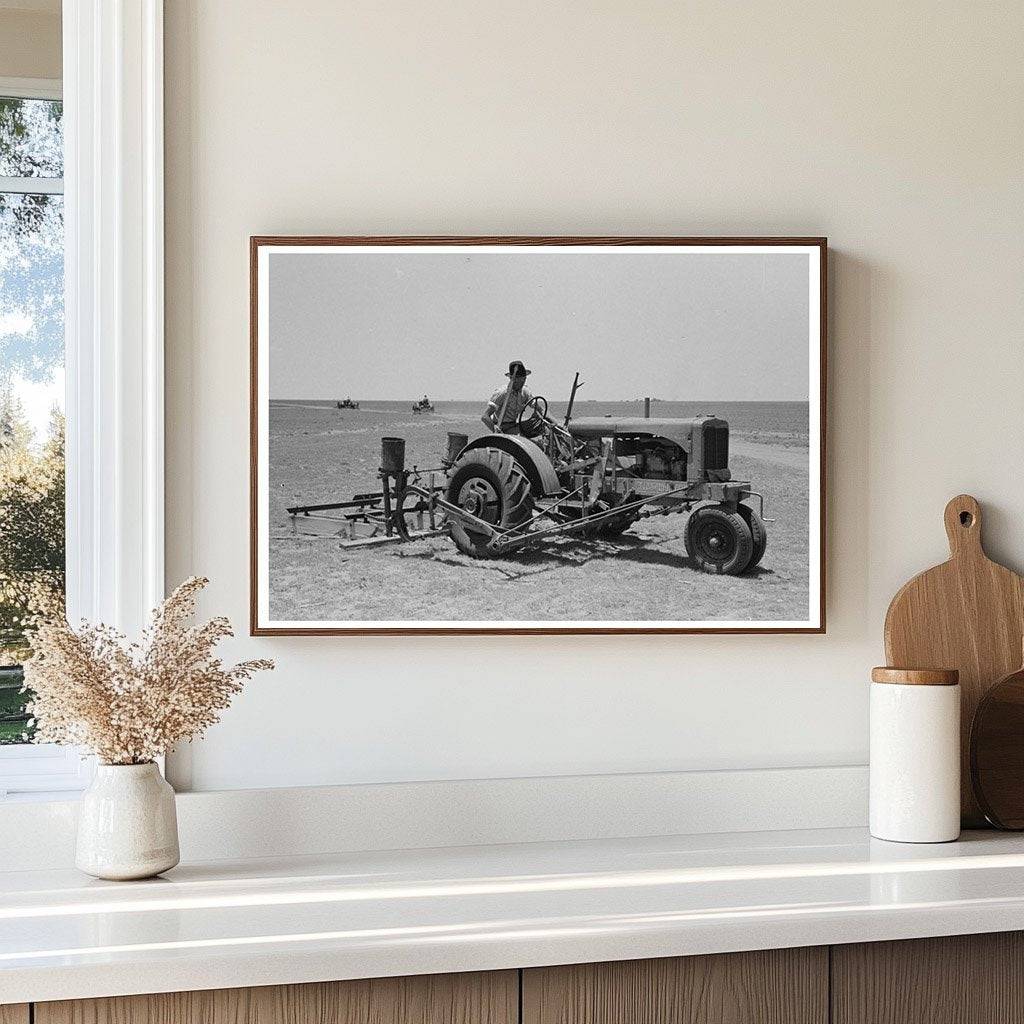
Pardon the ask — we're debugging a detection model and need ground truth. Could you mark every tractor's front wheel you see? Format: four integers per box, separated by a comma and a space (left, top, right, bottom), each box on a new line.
685, 504, 753, 575
445, 448, 534, 558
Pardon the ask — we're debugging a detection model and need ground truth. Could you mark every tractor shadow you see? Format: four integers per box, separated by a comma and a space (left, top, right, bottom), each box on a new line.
388, 531, 774, 581
606, 544, 774, 577
409, 543, 601, 580
388, 534, 630, 580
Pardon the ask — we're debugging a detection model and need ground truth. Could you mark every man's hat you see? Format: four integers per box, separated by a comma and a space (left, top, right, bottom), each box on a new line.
506, 360, 532, 378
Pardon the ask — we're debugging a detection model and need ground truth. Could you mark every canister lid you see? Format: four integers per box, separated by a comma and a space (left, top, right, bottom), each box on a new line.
871, 667, 959, 686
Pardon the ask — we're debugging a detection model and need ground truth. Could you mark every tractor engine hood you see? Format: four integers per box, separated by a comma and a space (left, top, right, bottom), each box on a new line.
567, 416, 720, 453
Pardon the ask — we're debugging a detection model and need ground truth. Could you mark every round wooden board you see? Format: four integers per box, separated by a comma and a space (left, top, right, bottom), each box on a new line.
970, 664, 1024, 829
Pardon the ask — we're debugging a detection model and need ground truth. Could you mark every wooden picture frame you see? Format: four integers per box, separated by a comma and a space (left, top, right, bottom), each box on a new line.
251, 236, 827, 635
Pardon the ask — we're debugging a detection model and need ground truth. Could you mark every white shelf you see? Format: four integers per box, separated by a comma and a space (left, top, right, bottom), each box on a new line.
4, 827, 1024, 1004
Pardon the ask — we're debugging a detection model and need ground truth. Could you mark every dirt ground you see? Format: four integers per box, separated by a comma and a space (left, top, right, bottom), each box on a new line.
266, 403, 811, 624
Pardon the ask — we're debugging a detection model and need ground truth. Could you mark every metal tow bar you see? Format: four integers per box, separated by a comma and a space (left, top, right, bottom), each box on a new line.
396, 482, 764, 552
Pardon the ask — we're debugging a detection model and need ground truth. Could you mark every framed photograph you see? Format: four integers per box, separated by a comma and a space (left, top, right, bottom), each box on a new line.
251, 237, 826, 635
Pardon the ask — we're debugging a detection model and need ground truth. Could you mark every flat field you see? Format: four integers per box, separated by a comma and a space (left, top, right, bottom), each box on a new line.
266, 401, 811, 624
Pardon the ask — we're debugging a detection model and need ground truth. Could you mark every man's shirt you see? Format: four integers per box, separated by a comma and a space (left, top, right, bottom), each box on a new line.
486, 384, 534, 432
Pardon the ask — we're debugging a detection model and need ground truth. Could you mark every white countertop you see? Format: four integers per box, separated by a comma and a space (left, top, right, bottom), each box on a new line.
4, 826, 1024, 1004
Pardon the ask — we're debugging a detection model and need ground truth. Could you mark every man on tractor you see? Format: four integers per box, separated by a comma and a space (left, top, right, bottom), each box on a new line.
481, 360, 536, 434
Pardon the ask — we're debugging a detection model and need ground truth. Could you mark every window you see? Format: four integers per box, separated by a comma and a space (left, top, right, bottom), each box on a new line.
0, 6, 166, 798
0, 81, 83, 797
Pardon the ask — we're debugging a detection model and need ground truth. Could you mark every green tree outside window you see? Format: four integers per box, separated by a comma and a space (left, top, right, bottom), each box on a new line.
0, 95, 65, 744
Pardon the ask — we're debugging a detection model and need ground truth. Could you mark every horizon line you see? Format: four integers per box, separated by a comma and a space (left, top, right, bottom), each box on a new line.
269, 397, 811, 405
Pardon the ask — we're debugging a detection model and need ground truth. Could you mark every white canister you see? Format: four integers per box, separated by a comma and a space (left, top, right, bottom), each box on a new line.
870, 667, 961, 843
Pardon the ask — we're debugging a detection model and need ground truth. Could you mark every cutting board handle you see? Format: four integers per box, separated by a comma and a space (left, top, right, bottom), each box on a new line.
944, 494, 983, 558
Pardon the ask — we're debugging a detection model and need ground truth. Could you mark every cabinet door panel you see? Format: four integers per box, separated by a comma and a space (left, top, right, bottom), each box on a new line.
36, 970, 517, 1024
523, 948, 828, 1024
832, 932, 1024, 1024
0, 1006, 29, 1024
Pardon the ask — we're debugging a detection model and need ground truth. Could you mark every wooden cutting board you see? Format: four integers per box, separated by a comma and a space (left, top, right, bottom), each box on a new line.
884, 494, 1024, 826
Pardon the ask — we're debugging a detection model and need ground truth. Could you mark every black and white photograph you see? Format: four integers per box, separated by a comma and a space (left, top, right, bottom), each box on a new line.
251, 238, 825, 634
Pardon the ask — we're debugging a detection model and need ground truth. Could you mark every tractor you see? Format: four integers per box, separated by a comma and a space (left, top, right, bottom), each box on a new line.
391, 373, 769, 575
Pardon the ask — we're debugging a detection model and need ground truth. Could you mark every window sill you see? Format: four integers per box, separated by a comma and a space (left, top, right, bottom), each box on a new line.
0, 744, 93, 799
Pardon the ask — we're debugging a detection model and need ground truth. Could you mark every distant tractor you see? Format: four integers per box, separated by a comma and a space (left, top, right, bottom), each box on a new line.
336, 398, 359, 409
289, 372, 768, 576
412, 397, 435, 413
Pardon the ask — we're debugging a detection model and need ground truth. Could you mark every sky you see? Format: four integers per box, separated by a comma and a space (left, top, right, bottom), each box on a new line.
268, 249, 811, 403
11, 366, 62, 441
1, 218, 64, 446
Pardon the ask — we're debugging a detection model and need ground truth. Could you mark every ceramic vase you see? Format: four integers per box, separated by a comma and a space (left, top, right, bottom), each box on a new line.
76, 762, 180, 880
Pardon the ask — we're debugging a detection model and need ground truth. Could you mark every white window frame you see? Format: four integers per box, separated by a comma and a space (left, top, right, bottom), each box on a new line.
0, 77, 61, 101
0, 0, 165, 799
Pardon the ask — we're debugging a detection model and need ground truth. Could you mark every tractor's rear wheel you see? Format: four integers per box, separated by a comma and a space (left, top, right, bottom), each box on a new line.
445, 448, 534, 558
738, 503, 768, 572
685, 504, 753, 575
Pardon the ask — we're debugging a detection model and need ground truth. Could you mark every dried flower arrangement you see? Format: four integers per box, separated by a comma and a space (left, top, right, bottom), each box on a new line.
23, 577, 273, 765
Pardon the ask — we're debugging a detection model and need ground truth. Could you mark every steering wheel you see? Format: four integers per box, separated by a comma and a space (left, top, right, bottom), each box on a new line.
517, 395, 549, 436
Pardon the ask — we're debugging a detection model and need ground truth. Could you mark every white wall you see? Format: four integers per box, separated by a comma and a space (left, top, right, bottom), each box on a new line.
164, 1, 1024, 792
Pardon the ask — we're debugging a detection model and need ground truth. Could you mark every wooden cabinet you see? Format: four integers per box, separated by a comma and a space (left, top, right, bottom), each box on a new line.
34, 971, 517, 1024
522, 948, 827, 1024
24, 932, 1024, 1024
832, 932, 1024, 1024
